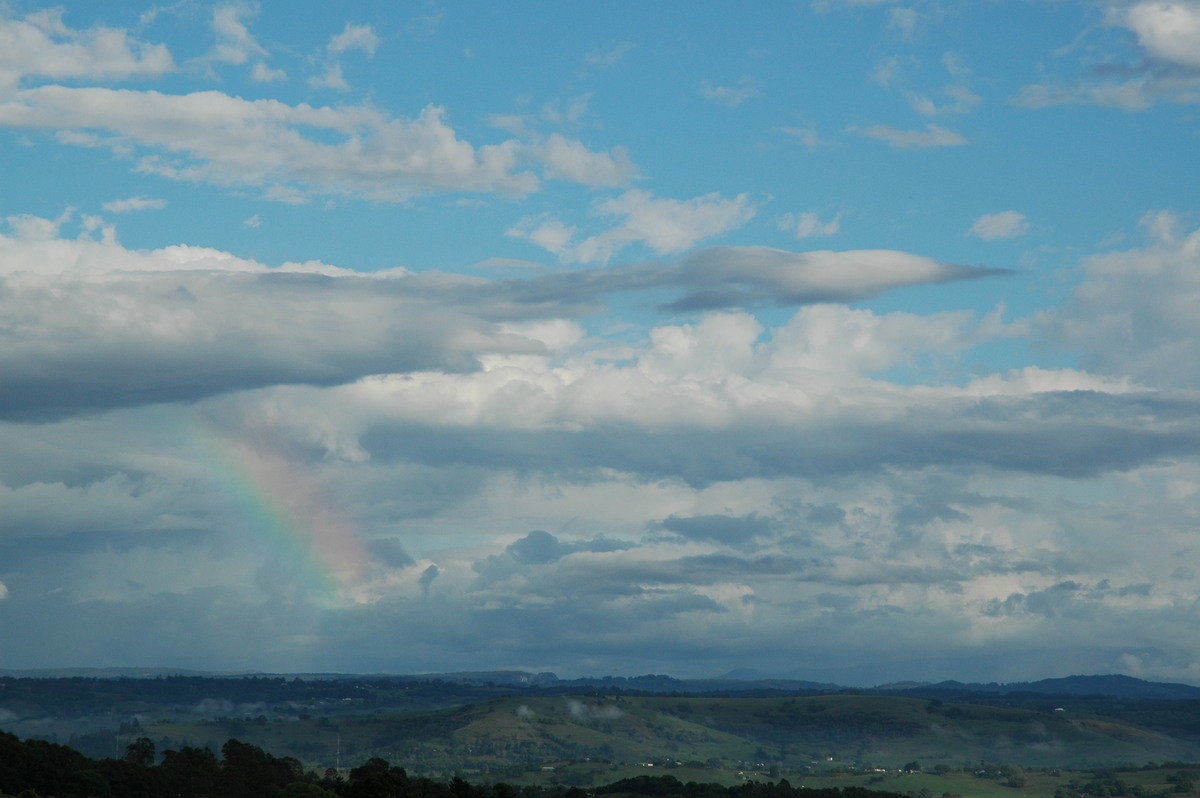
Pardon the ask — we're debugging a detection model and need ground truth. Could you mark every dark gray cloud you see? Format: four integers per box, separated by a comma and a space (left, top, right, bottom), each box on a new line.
359, 390, 1200, 484
509, 529, 570, 564
507, 245, 1006, 312
657, 513, 775, 550
662, 246, 1008, 310
473, 530, 634, 587
368, 537, 415, 569
0, 270, 540, 421
418, 564, 439, 596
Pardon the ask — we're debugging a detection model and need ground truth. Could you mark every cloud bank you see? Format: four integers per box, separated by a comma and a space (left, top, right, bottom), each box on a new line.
3, 1, 1200, 689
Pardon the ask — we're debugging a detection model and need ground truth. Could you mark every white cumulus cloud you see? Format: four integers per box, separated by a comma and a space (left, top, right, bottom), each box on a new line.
1124, 1, 1200, 68
328, 22, 380, 57
968, 211, 1029, 240
1040, 213, 1200, 387
0, 8, 174, 91
0, 88, 539, 200
510, 190, 757, 264
206, 3, 267, 66
533, 133, 636, 187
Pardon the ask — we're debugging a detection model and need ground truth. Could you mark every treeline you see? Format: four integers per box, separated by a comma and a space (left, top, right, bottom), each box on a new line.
0, 675, 509, 714
597, 776, 905, 798
0, 730, 909, 798
891, 688, 1200, 745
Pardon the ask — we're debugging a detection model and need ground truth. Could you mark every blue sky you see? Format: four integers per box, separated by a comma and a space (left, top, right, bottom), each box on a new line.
2, 0, 1200, 685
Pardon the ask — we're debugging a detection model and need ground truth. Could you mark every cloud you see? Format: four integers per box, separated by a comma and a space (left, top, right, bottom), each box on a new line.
904, 54, 982, 116
968, 211, 1029, 240
309, 22, 380, 91
779, 210, 841, 239
358, 367, 1178, 488
328, 22, 380, 57
812, 0, 900, 12
0, 213, 551, 420
474, 244, 1000, 316
774, 124, 826, 149
308, 63, 350, 91
473, 530, 633, 587
589, 191, 757, 257
368, 538, 416, 569
856, 122, 968, 148
0, 88, 540, 199
205, 3, 267, 66
4, 241, 1199, 680
489, 109, 643, 189
658, 245, 1001, 310
0, 7, 174, 91
1013, 2, 1200, 110
584, 42, 634, 69
509, 190, 757, 264
700, 76, 763, 108
871, 54, 910, 89
0, 208, 999, 421
1039, 212, 1200, 388
1, 82, 642, 201
102, 195, 167, 213
532, 133, 636, 186
888, 7, 920, 39
0, 11, 635, 204
418, 565, 439, 596
5, 0, 1200, 690
540, 94, 592, 126
251, 62, 286, 83
658, 514, 774, 551
1124, 1, 1200, 69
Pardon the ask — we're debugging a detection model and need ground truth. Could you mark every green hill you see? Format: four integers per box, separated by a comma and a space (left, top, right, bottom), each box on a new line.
134, 693, 1200, 780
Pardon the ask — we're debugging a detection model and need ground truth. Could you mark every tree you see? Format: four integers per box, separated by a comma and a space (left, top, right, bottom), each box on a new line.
221, 738, 299, 798
282, 782, 340, 798
1005, 766, 1027, 789
348, 757, 410, 798
66, 768, 112, 798
160, 746, 221, 797
124, 737, 155, 768
1168, 771, 1196, 794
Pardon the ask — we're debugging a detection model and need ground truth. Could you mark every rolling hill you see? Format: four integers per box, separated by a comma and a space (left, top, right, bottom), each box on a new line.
132, 692, 1200, 779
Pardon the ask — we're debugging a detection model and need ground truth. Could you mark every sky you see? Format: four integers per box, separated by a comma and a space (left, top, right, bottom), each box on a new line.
1, 0, 1200, 687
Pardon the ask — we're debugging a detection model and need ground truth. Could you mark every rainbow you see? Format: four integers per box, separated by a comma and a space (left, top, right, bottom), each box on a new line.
185, 414, 369, 599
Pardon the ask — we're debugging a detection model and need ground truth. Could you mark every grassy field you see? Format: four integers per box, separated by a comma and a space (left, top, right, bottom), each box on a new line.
488, 760, 1200, 798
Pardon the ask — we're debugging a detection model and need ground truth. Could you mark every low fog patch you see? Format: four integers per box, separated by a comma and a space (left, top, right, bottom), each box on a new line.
186, 698, 272, 719
565, 698, 624, 721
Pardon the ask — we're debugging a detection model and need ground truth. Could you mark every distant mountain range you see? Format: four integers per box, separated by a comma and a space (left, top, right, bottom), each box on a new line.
881, 673, 1200, 701
403, 670, 1200, 701
4, 667, 1199, 701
